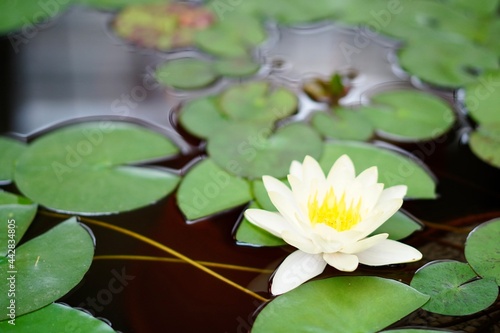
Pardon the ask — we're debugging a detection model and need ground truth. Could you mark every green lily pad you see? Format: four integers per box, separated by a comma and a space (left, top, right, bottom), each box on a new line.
469, 123, 500, 168
319, 141, 437, 199
463, 69, 500, 125
155, 58, 218, 90
178, 97, 228, 139
177, 158, 252, 221
0, 191, 37, 257
398, 35, 498, 88
0, 303, 116, 332
253, 276, 429, 332
219, 81, 298, 123
382, 329, 458, 333
214, 57, 260, 77
234, 201, 286, 247
361, 90, 455, 141
194, 13, 266, 58
311, 108, 374, 141
410, 260, 498, 316
372, 210, 423, 241
0, 218, 95, 320
465, 219, 500, 285
207, 122, 323, 179
441, 0, 499, 16
0, 137, 27, 182
14, 122, 180, 214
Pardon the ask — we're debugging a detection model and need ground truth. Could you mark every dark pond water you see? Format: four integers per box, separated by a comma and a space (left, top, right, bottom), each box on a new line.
1, 6, 499, 333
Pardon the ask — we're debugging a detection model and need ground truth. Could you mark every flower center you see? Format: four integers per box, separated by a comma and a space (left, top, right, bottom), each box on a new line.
308, 188, 362, 232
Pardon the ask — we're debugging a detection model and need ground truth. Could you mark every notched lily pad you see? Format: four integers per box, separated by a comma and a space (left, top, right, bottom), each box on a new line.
156, 58, 218, 90
14, 122, 180, 214
214, 56, 260, 77
410, 260, 498, 316
465, 219, 500, 285
463, 69, 500, 125
178, 97, 228, 139
469, 123, 500, 168
0, 137, 27, 182
311, 107, 374, 141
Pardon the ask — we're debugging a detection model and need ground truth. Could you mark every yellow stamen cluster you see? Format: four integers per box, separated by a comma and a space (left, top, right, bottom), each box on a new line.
308, 188, 362, 231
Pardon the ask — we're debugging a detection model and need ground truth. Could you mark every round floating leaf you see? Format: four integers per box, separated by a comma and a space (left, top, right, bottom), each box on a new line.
465, 219, 500, 285
311, 108, 374, 141
235, 201, 286, 247
214, 57, 260, 77
0, 218, 95, 320
207, 122, 323, 179
179, 97, 229, 139
410, 260, 498, 316
398, 36, 498, 88
469, 123, 500, 168
14, 122, 180, 214
0, 303, 116, 332
219, 81, 298, 123
382, 329, 458, 333
253, 276, 429, 333
0, 191, 37, 257
319, 141, 437, 199
463, 69, 500, 125
0, 137, 27, 182
155, 58, 218, 90
361, 90, 455, 141
442, 0, 499, 16
177, 159, 252, 221
372, 210, 423, 241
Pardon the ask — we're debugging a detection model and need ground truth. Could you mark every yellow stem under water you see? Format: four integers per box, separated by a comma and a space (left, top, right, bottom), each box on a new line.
42, 211, 270, 302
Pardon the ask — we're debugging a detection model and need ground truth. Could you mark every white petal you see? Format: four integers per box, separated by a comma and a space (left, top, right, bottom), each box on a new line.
354, 166, 378, 186
268, 191, 309, 232
355, 198, 403, 238
263, 176, 294, 201
289, 160, 303, 179
357, 239, 423, 266
282, 230, 321, 254
271, 250, 326, 295
326, 154, 355, 195
358, 183, 384, 214
244, 209, 290, 238
323, 252, 359, 272
287, 174, 309, 217
341, 233, 388, 254
302, 155, 326, 184
378, 185, 407, 203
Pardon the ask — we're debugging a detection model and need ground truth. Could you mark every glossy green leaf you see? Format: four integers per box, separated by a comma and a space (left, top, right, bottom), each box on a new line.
155, 58, 218, 90
410, 260, 498, 316
311, 108, 374, 141
0, 137, 27, 182
398, 36, 498, 88
463, 69, 500, 125
14, 122, 180, 214
441, 0, 499, 16
214, 57, 260, 77
319, 141, 437, 199
219, 81, 297, 123
253, 276, 429, 333
362, 90, 455, 141
0, 191, 37, 257
178, 97, 228, 139
372, 210, 423, 241
177, 159, 252, 220
207, 122, 323, 179
0, 303, 116, 332
465, 219, 500, 285
235, 201, 286, 247
382, 329, 458, 333
0, 218, 95, 320
469, 124, 500, 168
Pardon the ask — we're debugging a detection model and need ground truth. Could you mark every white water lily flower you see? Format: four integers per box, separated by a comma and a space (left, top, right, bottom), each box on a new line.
244, 154, 422, 295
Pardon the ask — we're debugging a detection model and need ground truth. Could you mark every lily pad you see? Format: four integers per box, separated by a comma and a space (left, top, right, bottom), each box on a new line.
253, 276, 429, 332
79, 0, 167, 10
177, 158, 252, 221
178, 97, 228, 139
14, 122, 180, 214
465, 219, 500, 285
361, 90, 455, 141
0, 303, 116, 332
0, 137, 27, 182
319, 141, 437, 199
0, 218, 95, 320
155, 58, 218, 90
398, 35, 498, 88
382, 329, 458, 333
372, 210, 423, 241
469, 123, 500, 168
219, 81, 298, 123
207, 122, 323, 179
463, 69, 500, 125
311, 108, 374, 141
234, 201, 286, 247
214, 57, 260, 77
410, 260, 498, 316
0, 191, 37, 257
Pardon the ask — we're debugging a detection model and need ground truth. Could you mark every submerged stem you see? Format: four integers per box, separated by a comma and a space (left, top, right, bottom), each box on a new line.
42, 211, 270, 302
